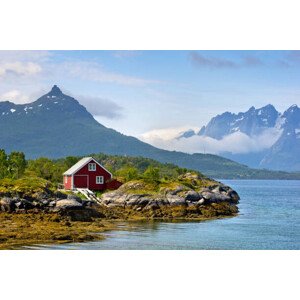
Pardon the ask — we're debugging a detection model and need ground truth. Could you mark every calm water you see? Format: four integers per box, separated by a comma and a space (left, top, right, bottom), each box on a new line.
30, 180, 300, 250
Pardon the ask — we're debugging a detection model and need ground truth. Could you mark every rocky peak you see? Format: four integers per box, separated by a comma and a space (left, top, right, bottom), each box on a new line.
282, 104, 300, 127
48, 85, 63, 97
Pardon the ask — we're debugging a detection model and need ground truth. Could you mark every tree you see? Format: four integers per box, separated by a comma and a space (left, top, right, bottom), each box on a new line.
65, 156, 79, 169
116, 166, 139, 182
143, 166, 160, 182
8, 151, 26, 179
0, 149, 8, 179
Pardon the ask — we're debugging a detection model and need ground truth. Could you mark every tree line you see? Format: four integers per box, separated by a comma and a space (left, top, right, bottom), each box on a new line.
0, 150, 195, 185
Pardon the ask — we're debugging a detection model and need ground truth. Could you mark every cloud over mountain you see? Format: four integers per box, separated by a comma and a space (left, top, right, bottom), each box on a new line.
77, 95, 123, 119
140, 126, 281, 154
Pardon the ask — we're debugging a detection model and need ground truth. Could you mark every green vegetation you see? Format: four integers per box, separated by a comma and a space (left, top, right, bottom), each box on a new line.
0, 149, 26, 179
0, 150, 200, 187
0, 176, 53, 198
0, 149, 209, 198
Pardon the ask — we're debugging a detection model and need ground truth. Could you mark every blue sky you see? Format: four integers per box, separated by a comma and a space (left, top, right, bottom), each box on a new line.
1, 50, 300, 140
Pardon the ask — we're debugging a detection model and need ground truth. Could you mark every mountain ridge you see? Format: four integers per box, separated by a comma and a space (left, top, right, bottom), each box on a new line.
178, 103, 300, 171
0, 86, 299, 179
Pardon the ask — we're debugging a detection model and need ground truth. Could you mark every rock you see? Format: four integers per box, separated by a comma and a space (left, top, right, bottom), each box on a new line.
196, 198, 206, 205
166, 195, 186, 206
199, 188, 211, 193
227, 190, 240, 203
201, 192, 231, 203
179, 172, 200, 181
144, 201, 159, 210
32, 192, 50, 200
54, 191, 68, 199
55, 199, 82, 209
126, 195, 143, 206
201, 191, 214, 200
169, 185, 185, 195
0, 197, 15, 212
101, 192, 127, 207
41, 199, 50, 206
155, 198, 169, 206
184, 191, 201, 202
48, 200, 56, 207
15, 199, 35, 210
67, 194, 82, 202
211, 186, 221, 193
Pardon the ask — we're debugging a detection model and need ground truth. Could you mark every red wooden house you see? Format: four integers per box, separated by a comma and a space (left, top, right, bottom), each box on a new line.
63, 157, 122, 191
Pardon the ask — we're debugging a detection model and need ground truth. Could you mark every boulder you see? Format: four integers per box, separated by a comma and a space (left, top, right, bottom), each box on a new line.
67, 194, 82, 202
197, 198, 206, 205
55, 199, 82, 209
166, 195, 186, 206
227, 190, 240, 203
184, 191, 201, 202
0, 197, 15, 212
101, 192, 127, 206
201, 191, 214, 200
169, 185, 186, 195
17, 199, 35, 210
48, 200, 57, 207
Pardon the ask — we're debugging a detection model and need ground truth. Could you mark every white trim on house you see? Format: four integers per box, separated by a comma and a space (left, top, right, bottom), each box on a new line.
88, 163, 96, 171
96, 176, 104, 184
63, 157, 113, 177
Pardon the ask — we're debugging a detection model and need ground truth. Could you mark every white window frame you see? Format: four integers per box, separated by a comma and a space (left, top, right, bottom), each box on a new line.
65, 176, 68, 184
88, 163, 96, 171
96, 176, 104, 184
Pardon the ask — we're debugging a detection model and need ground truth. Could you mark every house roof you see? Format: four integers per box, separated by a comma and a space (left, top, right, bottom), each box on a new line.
63, 157, 112, 176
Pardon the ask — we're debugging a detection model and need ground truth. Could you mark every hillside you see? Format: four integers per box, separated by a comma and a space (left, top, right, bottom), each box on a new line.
0, 86, 299, 179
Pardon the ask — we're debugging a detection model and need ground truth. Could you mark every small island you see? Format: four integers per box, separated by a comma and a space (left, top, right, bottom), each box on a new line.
0, 151, 239, 249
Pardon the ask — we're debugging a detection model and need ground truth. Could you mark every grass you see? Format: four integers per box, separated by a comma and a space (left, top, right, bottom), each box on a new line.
0, 176, 54, 198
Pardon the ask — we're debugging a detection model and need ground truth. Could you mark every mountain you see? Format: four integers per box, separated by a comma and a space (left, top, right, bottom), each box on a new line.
198, 104, 280, 139
180, 104, 280, 139
0, 85, 299, 179
178, 104, 300, 171
260, 105, 300, 171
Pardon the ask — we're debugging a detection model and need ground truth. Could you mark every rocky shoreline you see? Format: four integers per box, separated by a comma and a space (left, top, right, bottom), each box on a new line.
0, 172, 240, 248
99, 174, 239, 220
1, 174, 239, 221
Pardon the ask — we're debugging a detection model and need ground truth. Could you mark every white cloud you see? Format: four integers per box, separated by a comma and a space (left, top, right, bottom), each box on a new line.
61, 62, 159, 86
140, 127, 282, 154
140, 126, 199, 142
0, 50, 50, 62
0, 90, 29, 103
0, 62, 42, 77
112, 50, 141, 59
77, 95, 123, 119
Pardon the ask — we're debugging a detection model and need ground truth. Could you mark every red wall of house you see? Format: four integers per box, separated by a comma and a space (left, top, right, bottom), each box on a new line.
64, 175, 72, 190
73, 159, 112, 190
106, 179, 123, 190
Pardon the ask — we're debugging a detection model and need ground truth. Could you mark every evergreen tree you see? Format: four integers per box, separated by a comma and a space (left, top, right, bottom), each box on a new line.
0, 149, 8, 179
8, 151, 26, 179
143, 166, 160, 182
